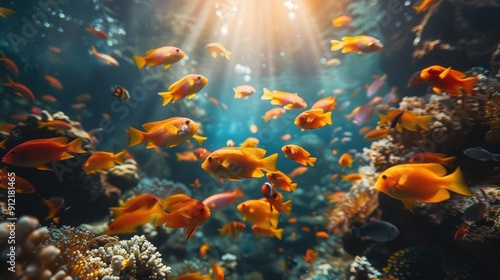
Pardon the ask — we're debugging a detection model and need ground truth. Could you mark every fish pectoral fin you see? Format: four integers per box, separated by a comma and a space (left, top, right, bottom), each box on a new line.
163, 64, 171, 69
59, 152, 74, 160
439, 67, 451, 80
426, 188, 450, 203
35, 164, 53, 171
221, 159, 232, 169
188, 78, 195, 87
397, 174, 409, 187
402, 200, 415, 214
187, 93, 196, 99
306, 116, 316, 123
251, 168, 265, 178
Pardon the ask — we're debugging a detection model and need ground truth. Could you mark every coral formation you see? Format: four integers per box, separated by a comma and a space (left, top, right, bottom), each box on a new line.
348, 255, 383, 280
106, 159, 140, 192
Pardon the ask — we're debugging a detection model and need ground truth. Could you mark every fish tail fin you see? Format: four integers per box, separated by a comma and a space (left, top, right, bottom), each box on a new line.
90, 45, 97, 55
442, 156, 456, 168
444, 167, 471, 196
158, 91, 174, 106
307, 157, 317, 167
132, 55, 146, 70
416, 115, 433, 130
233, 186, 244, 198
461, 76, 479, 94
114, 149, 127, 164
0, 7, 16, 20
0, 138, 7, 150
261, 153, 278, 172
224, 51, 231, 60
282, 200, 293, 216
261, 88, 273, 100
323, 111, 332, 125
67, 138, 85, 153
128, 127, 145, 147
153, 212, 171, 227
330, 40, 345, 52
275, 228, 283, 240
377, 112, 388, 124
3, 75, 13, 86
290, 182, 298, 192
192, 134, 207, 146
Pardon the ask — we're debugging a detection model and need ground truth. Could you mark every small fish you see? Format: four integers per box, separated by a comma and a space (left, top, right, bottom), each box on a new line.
133, 46, 185, 70
109, 193, 165, 218
463, 202, 486, 224
281, 134, 292, 141
294, 108, 332, 131
76, 93, 92, 102
315, 231, 330, 239
353, 221, 399, 242
42, 197, 66, 223
331, 36, 383, 54
237, 199, 280, 229
324, 58, 341, 68
366, 74, 387, 97
249, 123, 258, 133
45, 75, 63, 90
364, 128, 390, 141
202, 187, 244, 211
338, 152, 353, 168
262, 107, 286, 122
342, 173, 363, 183
107, 202, 165, 235
0, 7, 16, 19
332, 15, 352, 27
463, 147, 500, 162
218, 221, 246, 236
281, 144, 317, 166
198, 243, 210, 257
266, 171, 298, 192
233, 85, 256, 99
158, 74, 208, 105
201, 147, 278, 181
3, 76, 35, 101
251, 224, 283, 239
419, 65, 478, 95
193, 147, 211, 162
454, 225, 469, 240
111, 86, 130, 101
41, 94, 58, 103
241, 137, 259, 148
0, 54, 19, 75
375, 163, 472, 212
377, 110, 432, 133
408, 153, 456, 167
287, 166, 308, 179
261, 88, 307, 110
90, 45, 119, 66
83, 150, 126, 174
304, 249, 318, 263
311, 96, 337, 112
38, 120, 73, 131
86, 24, 110, 39
261, 182, 292, 215
413, 0, 437, 14
2, 137, 85, 170
0, 169, 35, 193
211, 261, 224, 280
205, 42, 231, 60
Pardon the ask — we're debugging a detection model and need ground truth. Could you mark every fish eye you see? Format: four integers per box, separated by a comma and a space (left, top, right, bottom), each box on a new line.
197, 76, 201, 80
176, 48, 180, 52
208, 156, 213, 162
185, 120, 190, 125
382, 175, 387, 180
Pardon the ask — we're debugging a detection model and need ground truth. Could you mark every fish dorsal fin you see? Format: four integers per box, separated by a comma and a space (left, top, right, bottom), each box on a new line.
145, 48, 157, 56
221, 159, 232, 169
52, 136, 69, 145
242, 147, 267, 159
439, 67, 451, 80
418, 163, 447, 176
142, 121, 164, 132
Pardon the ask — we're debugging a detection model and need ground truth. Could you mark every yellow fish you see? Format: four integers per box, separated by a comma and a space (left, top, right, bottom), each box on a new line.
158, 74, 208, 105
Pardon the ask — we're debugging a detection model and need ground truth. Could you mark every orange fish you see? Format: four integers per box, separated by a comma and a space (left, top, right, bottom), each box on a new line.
288, 217, 298, 224
38, 120, 73, 131
2, 137, 85, 170
0, 54, 19, 75
154, 198, 211, 240
176, 151, 198, 161
71, 103, 86, 110
249, 123, 258, 133
294, 108, 332, 131
218, 221, 247, 236
408, 153, 456, 167
201, 147, 278, 181
251, 224, 283, 239
0, 124, 15, 133
261, 182, 292, 215
342, 173, 363, 183
311, 96, 337, 112
193, 147, 211, 162
75, 93, 92, 102
261, 88, 307, 110
315, 231, 330, 239
205, 42, 231, 59
3, 76, 35, 101
189, 178, 202, 188
266, 171, 298, 192
304, 249, 318, 263
45, 75, 63, 90
107, 202, 165, 235
90, 45, 119, 66
128, 117, 204, 149
0, 169, 35, 193
262, 107, 286, 122
41, 94, 58, 103
364, 128, 390, 141
48, 46, 61, 53
375, 163, 471, 212
281, 133, 292, 141
86, 24, 110, 39
331, 36, 383, 54
287, 166, 308, 179
0, 7, 16, 19
419, 65, 478, 95
133, 46, 185, 70
338, 152, 353, 168
332, 15, 352, 27
83, 150, 126, 174
377, 110, 432, 133
110, 193, 165, 218
158, 74, 208, 105
240, 137, 259, 148
42, 197, 65, 223
237, 199, 280, 229
413, 0, 437, 14
199, 243, 210, 257
211, 262, 224, 280
454, 225, 469, 240
233, 85, 256, 99
282, 144, 317, 166
202, 187, 244, 211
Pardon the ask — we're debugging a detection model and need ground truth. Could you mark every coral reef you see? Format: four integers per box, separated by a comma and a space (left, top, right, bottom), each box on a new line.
348, 256, 383, 280
106, 159, 140, 192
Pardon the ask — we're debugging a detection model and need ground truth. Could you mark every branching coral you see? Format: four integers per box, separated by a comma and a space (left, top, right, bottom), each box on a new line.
348, 256, 383, 280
